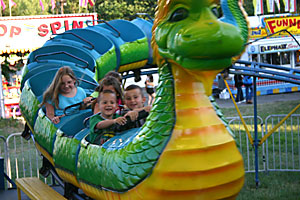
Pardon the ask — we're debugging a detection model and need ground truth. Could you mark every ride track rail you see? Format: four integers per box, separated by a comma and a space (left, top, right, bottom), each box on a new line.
231, 60, 300, 85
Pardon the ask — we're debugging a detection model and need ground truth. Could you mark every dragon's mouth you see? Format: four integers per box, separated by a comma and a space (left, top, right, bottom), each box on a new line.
158, 47, 232, 71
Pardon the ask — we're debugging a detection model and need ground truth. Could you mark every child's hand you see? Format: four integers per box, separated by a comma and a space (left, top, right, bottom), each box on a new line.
51, 116, 60, 124
83, 97, 94, 104
114, 117, 127, 125
144, 105, 152, 113
124, 111, 138, 121
51, 114, 64, 124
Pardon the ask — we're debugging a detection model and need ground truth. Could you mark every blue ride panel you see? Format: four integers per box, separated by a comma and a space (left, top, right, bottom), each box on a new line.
53, 29, 115, 55
86, 19, 150, 79
100, 19, 146, 43
52, 28, 119, 81
21, 61, 95, 90
26, 45, 96, 72
131, 18, 154, 64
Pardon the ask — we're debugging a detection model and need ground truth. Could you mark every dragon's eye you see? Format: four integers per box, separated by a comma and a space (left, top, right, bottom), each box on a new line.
211, 5, 222, 18
169, 8, 189, 22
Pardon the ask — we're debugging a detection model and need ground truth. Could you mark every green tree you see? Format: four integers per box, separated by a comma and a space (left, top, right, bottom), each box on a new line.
1, 0, 50, 16
95, 0, 155, 21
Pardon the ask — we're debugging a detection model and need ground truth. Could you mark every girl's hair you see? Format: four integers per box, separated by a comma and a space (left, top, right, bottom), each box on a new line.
105, 71, 122, 84
96, 76, 124, 104
40, 66, 78, 109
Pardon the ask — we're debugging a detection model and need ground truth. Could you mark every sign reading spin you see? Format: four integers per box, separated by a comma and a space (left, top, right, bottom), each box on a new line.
0, 13, 97, 54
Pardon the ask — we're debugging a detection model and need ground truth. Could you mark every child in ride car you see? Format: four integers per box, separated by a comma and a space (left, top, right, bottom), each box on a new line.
40, 66, 90, 124
122, 84, 151, 128
89, 90, 126, 145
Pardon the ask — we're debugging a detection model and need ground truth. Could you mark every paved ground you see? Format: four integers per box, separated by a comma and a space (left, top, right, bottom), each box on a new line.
215, 91, 300, 108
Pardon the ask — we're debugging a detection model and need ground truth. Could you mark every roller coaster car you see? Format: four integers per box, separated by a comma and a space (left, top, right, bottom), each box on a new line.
36, 108, 149, 199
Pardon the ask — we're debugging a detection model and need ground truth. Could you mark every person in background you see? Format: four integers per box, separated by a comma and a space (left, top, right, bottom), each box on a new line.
89, 90, 127, 145
243, 75, 253, 104
40, 66, 90, 124
234, 73, 245, 104
145, 74, 156, 105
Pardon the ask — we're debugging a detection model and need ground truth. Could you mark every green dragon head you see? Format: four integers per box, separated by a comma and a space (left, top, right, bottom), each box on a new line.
152, 0, 248, 71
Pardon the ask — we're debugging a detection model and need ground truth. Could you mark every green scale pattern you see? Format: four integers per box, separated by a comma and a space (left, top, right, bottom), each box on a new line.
77, 63, 175, 191
19, 82, 40, 128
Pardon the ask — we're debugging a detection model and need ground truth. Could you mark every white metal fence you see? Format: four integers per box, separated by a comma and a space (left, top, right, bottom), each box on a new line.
228, 116, 266, 172
0, 132, 52, 189
265, 114, 300, 172
228, 114, 300, 173
0, 114, 299, 189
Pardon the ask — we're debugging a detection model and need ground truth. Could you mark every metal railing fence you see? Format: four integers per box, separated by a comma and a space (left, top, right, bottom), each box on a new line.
1, 132, 52, 189
228, 116, 266, 173
0, 114, 299, 189
265, 114, 300, 172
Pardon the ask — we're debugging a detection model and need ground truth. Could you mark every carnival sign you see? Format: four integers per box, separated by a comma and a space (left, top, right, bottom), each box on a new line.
260, 42, 300, 53
264, 16, 300, 35
0, 13, 97, 54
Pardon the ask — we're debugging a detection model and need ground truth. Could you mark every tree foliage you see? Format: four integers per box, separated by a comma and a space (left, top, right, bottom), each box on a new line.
91, 0, 156, 21
1, 0, 300, 18
0, 0, 50, 16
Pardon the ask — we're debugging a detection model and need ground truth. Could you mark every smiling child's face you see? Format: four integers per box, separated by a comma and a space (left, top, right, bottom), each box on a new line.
124, 88, 145, 110
60, 75, 75, 95
99, 93, 117, 119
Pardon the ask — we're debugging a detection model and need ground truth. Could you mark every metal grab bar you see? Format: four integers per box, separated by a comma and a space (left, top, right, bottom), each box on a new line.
51, 32, 95, 50
86, 20, 121, 37
34, 51, 89, 68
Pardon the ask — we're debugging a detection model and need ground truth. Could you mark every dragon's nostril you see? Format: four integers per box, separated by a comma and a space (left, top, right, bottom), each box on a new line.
183, 34, 192, 38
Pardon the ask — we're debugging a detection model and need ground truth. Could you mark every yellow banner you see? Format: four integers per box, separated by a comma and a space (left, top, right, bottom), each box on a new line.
249, 28, 268, 39
264, 16, 300, 35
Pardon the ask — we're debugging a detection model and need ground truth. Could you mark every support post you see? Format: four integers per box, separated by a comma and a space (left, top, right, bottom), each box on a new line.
253, 65, 259, 188
0, 65, 6, 118
0, 157, 5, 190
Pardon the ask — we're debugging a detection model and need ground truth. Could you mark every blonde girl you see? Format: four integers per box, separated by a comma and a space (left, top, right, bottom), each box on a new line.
40, 66, 90, 124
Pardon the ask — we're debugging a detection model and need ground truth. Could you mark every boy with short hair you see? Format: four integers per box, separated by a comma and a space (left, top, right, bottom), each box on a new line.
123, 84, 151, 127
89, 90, 126, 145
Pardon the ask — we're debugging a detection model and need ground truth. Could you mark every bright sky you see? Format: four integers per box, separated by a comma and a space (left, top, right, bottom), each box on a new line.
123, 71, 159, 89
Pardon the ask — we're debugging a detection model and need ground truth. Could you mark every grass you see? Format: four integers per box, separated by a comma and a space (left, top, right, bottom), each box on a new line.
221, 100, 300, 119
0, 118, 51, 187
238, 172, 300, 200
221, 99, 300, 199
0, 118, 24, 137
0, 99, 300, 198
